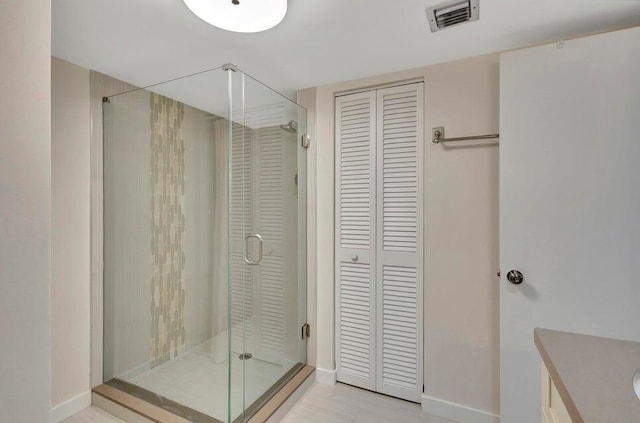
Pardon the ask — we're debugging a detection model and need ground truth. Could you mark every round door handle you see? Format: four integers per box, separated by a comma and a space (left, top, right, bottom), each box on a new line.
506, 270, 524, 285
351, 254, 359, 261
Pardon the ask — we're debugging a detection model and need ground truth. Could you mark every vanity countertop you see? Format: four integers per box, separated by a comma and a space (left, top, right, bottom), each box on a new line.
534, 328, 640, 423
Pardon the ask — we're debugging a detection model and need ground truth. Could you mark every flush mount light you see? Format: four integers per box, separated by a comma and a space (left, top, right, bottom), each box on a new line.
183, 0, 287, 33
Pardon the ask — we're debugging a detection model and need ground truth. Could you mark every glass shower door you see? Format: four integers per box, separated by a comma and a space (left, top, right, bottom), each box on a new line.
229, 71, 308, 422
102, 64, 307, 423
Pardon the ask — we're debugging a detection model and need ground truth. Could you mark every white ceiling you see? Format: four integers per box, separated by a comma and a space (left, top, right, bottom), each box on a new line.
53, 0, 640, 100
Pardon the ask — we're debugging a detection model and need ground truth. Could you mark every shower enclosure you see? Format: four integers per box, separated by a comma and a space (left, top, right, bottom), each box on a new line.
101, 65, 308, 423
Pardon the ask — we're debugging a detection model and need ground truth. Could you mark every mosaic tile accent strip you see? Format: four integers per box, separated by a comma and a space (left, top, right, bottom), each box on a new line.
150, 93, 186, 367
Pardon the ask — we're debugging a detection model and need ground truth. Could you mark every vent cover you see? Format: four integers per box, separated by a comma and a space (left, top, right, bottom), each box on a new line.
426, 0, 479, 32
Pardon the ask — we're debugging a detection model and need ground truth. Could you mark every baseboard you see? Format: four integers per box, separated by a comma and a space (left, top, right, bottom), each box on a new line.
421, 394, 500, 423
314, 368, 337, 386
51, 391, 92, 422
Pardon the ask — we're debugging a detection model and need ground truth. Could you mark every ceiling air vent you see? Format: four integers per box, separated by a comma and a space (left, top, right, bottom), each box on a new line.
426, 0, 479, 33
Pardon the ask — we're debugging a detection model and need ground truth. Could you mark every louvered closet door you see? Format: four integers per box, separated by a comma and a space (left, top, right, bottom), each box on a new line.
375, 83, 423, 402
335, 91, 377, 390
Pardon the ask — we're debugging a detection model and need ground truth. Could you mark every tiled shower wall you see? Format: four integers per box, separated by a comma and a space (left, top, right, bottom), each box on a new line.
150, 93, 186, 367
183, 105, 217, 353
102, 76, 218, 380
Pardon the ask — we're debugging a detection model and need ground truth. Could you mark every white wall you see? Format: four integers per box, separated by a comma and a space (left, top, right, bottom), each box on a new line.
422, 56, 500, 419
0, 1, 52, 422
51, 57, 92, 419
307, 54, 500, 418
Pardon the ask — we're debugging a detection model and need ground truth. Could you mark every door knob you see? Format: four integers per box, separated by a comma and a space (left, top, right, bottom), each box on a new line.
351, 254, 358, 261
506, 270, 524, 285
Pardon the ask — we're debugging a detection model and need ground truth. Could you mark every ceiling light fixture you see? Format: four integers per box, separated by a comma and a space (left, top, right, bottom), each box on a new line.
183, 0, 288, 33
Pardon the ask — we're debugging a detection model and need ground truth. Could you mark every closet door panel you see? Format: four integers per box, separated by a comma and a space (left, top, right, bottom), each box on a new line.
375, 83, 424, 402
335, 91, 377, 390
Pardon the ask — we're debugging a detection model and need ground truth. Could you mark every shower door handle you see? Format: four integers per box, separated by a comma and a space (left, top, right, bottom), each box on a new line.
244, 233, 263, 265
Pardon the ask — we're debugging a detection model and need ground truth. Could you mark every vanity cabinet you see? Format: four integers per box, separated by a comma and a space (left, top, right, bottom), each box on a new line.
541, 361, 572, 423
536, 328, 640, 423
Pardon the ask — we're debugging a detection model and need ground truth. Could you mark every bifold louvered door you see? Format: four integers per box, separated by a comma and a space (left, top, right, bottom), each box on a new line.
336, 83, 424, 403
335, 90, 377, 390
375, 84, 424, 402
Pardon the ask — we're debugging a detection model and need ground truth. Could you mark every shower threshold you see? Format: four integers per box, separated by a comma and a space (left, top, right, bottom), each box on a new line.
93, 363, 314, 423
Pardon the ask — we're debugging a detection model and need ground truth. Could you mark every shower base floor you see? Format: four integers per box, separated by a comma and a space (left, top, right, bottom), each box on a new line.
123, 339, 294, 422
